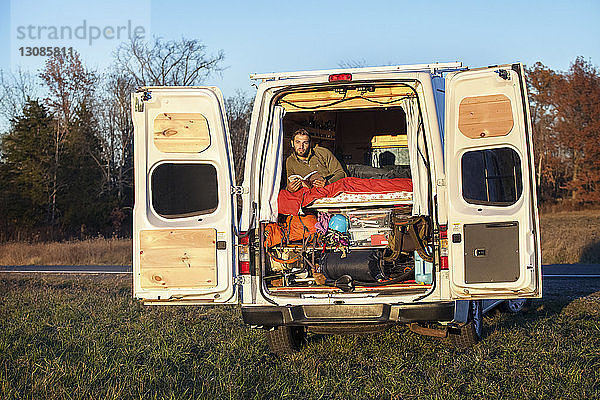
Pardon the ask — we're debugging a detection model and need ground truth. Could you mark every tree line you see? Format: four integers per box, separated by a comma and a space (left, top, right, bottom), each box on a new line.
526, 57, 600, 203
0, 45, 597, 241
0, 38, 252, 241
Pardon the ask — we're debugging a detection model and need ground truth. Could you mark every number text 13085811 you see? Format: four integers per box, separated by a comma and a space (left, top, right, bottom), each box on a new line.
19, 47, 75, 57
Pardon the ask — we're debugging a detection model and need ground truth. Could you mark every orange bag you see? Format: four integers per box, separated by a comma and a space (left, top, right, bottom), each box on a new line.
264, 223, 285, 248
286, 215, 317, 242
264, 215, 317, 248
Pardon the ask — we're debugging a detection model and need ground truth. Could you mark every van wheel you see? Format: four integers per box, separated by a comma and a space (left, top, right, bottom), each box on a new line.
266, 326, 306, 355
449, 300, 482, 349
500, 299, 531, 314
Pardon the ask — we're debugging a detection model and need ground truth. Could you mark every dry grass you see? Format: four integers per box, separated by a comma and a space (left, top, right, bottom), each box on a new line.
540, 209, 600, 264
0, 210, 598, 266
0, 238, 132, 266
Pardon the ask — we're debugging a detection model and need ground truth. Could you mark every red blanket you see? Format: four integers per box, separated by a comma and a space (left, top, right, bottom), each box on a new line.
278, 177, 413, 215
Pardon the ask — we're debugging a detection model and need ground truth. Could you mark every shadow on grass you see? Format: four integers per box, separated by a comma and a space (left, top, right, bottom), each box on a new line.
482, 277, 600, 342
304, 325, 395, 346
580, 240, 600, 263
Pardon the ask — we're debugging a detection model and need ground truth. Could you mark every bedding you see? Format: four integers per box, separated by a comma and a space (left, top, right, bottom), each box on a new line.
277, 177, 413, 215
308, 190, 412, 208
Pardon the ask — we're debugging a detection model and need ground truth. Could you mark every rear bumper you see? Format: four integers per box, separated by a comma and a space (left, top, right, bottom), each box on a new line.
241, 302, 455, 327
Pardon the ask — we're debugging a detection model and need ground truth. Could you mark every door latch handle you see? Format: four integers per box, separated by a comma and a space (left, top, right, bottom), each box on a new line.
474, 248, 486, 257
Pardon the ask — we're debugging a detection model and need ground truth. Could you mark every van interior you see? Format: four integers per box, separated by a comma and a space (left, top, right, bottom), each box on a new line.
261, 82, 435, 295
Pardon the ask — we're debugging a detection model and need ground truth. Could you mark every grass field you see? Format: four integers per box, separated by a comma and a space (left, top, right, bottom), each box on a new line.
1, 274, 599, 400
0, 238, 131, 266
1, 211, 599, 266
540, 210, 600, 264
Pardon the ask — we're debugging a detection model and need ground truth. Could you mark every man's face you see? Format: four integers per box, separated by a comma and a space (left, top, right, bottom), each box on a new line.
292, 134, 310, 158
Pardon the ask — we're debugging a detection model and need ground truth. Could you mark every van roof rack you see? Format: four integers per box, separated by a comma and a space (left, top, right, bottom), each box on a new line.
250, 62, 465, 81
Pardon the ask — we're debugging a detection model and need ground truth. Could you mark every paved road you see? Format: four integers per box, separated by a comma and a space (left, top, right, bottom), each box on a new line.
542, 266, 600, 300
1, 264, 598, 300
542, 264, 600, 278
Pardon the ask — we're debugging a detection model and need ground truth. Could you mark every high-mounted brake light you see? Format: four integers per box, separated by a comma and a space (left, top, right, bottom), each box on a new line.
328, 73, 352, 82
239, 233, 251, 275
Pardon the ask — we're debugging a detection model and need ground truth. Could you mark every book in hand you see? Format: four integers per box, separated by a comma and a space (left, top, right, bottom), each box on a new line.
288, 171, 323, 187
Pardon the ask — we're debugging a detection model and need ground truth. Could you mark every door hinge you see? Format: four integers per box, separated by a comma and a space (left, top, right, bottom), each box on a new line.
233, 276, 244, 286
134, 96, 144, 112
495, 69, 510, 80
231, 186, 249, 195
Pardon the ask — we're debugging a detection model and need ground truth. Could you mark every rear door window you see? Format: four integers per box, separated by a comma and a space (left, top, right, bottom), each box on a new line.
151, 163, 218, 218
461, 147, 522, 206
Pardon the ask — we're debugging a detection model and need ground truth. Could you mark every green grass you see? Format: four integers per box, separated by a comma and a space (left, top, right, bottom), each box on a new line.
1, 274, 600, 400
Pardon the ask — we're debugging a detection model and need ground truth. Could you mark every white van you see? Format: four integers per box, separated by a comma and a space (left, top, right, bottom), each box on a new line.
131, 62, 541, 354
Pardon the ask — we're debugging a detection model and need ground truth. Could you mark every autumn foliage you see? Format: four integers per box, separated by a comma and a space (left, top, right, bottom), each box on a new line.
527, 57, 600, 203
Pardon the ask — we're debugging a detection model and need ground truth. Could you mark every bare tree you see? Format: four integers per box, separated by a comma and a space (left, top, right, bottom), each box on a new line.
526, 63, 562, 200
114, 36, 225, 86
338, 58, 368, 69
225, 90, 253, 184
0, 68, 39, 126
99, 70, 135, 203
338, 59, 400, 69
39, 50, 96, 225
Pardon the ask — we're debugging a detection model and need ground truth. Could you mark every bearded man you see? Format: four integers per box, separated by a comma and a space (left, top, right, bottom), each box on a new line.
285, 128, 346, 192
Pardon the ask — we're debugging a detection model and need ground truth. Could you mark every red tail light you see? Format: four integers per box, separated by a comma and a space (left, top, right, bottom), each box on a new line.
240, 261, 251, 275
440, 256, 449, 270
439, 224, 448, 239
439, 225, 448, 270
239, 233, 251, 274
328, 73, 352, 82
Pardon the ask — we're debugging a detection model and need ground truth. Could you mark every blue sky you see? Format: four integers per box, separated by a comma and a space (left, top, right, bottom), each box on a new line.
1, 0, 599, 98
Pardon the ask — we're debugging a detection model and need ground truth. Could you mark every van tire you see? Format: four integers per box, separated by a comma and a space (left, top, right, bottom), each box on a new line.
266, 326, 306, 354
499, 299, 532, 314
449, 300, 482, 349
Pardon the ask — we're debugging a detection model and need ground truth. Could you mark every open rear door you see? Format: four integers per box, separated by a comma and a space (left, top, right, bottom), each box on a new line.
445, 63, 541, 299
132, 87, 238, 304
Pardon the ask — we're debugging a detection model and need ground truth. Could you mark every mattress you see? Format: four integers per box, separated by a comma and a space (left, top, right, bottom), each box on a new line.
307, 190, 413, 208
278, 177, 413, 215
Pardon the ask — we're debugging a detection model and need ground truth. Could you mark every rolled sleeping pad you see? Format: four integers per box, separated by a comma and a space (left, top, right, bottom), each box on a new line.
320, 250, 381, 282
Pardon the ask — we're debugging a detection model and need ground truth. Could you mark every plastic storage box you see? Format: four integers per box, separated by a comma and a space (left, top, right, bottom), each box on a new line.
414, 251, 433, 284
347, 209, 391, 229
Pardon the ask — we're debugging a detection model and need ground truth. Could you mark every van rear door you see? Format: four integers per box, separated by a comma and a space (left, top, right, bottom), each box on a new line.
132, 87, 238, 304
445, 63, 541, 299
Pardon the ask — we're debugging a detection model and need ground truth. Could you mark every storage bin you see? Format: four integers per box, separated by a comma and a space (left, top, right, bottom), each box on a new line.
414, 251, 433, 284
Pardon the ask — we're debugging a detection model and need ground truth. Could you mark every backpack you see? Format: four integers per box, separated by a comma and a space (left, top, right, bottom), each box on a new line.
286, 214, 317, 242
384, 215, 433, 263
264, 214, 317, 248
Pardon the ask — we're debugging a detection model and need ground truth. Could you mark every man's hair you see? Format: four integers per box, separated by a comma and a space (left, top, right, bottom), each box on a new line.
292, 128, 311, 141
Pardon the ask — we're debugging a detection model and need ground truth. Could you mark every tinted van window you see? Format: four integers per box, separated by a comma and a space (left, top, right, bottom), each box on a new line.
462, 148, 522, 206
151, 163, 218, 218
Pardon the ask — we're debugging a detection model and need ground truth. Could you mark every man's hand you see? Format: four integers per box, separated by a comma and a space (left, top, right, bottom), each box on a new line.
312, 178, 326, 188
287, 178, 302, 192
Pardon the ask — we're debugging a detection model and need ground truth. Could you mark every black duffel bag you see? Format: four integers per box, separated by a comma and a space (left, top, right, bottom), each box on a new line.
320, 250, 382, 283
